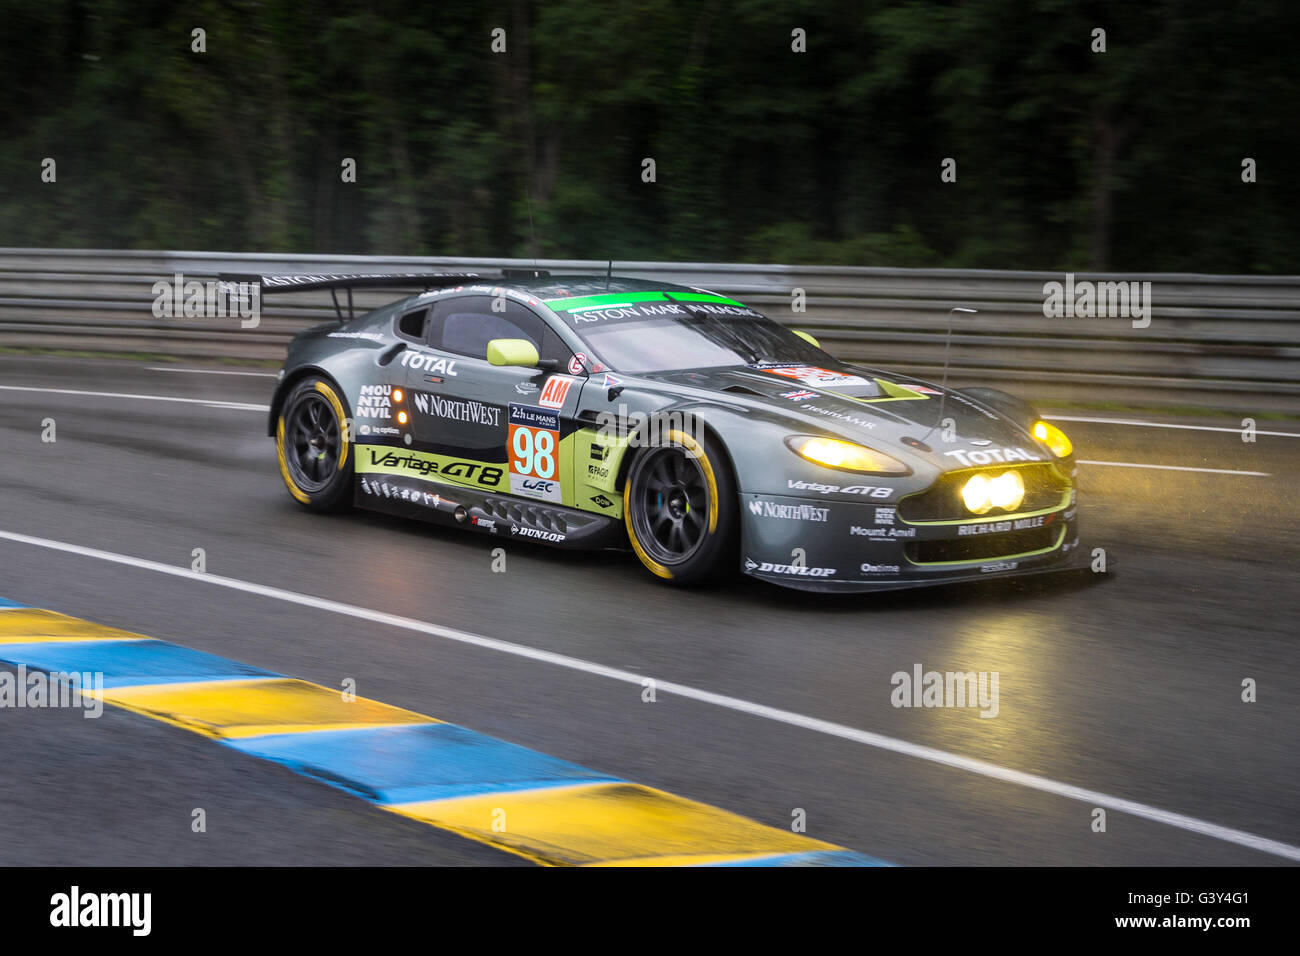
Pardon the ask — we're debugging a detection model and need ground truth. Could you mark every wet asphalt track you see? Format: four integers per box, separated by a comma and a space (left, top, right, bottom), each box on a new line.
1, 354, 1297, 865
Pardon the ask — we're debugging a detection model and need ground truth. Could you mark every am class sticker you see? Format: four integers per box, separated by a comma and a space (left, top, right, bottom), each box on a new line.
539, 375, 576, 409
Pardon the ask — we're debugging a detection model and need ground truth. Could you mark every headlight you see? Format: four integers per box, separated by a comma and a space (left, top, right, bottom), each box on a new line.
1031, 420, 1073, 458
786, 436, 911, 475
961, 470, 1025, 515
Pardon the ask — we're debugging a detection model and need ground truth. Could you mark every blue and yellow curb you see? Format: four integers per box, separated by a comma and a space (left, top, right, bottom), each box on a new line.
0, 601, 890, 867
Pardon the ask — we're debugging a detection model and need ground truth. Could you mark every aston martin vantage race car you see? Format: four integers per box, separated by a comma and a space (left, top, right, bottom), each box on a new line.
241, 270, 1083, 591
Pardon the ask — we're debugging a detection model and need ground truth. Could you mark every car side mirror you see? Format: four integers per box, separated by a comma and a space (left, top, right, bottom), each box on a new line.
792, 329, 820, 348
486, 338, 541, 367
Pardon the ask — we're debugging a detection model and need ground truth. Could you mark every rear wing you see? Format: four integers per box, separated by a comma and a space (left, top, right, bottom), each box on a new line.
217, 272, 480, 322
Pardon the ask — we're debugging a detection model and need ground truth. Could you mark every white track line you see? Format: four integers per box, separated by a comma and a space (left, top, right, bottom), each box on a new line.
1078, 460, 1270, 477
1049, 415, 1300, 438
0, 386, 1272, 476
146, 367, 278, 378
0, 385, 268, 412
1, 527, 1296, 863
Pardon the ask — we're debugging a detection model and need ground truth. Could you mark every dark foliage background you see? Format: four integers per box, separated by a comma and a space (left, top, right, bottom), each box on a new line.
1, 0, 1294, 271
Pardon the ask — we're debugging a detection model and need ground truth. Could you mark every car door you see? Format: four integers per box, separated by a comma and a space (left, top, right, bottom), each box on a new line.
401, 294, 585, 504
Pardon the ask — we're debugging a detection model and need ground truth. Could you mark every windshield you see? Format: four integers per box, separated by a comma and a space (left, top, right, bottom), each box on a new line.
545, 292, 828, 373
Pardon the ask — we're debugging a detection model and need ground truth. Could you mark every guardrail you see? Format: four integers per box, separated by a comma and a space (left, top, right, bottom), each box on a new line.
2, 248, 1298, 414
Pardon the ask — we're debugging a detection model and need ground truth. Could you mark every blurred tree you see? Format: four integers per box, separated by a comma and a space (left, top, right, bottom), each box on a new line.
0, 0, 1294, 272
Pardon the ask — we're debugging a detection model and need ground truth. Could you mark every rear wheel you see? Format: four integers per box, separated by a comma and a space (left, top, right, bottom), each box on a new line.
276, 376, 353, 512
624, 427, 737, 586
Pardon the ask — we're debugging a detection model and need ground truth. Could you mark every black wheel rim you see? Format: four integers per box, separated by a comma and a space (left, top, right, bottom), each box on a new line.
628, 445, 710, 565
284, 392, 341, 492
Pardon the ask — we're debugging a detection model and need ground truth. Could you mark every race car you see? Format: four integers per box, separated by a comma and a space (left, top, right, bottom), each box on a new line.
239, 270, 1083, 591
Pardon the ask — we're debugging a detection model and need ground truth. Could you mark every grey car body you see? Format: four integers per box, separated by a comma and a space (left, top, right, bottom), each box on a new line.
264, 272, 1084, 592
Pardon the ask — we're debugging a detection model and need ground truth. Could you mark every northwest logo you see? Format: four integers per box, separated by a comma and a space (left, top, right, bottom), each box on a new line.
747, 500, 829, 522
412, 393, 500, 426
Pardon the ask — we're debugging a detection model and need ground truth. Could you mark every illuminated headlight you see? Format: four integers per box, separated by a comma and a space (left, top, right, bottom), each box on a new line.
786, 436, 911, 475
1032, 420, 1073, 458
961, 470, 1025, 515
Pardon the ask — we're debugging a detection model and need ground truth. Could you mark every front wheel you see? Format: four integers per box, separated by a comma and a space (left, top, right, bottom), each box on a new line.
276, 376, 353, 512
623, 427, 737, 586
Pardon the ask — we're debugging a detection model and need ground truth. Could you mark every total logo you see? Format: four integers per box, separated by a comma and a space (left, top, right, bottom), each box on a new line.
399, 352, 459, 376
942, 446, 1042, 467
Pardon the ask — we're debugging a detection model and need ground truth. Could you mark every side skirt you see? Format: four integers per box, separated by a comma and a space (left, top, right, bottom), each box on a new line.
353, 472, 625, 550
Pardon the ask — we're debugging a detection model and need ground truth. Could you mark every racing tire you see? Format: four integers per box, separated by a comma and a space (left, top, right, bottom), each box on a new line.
623, 426, 737, 586
276, 376, 354, 512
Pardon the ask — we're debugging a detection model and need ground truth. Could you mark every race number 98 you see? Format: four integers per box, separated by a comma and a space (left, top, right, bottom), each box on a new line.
510, 425, 556, 479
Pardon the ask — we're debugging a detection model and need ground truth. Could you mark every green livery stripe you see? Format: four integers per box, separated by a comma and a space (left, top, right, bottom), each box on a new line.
872, 378, 929, 400
897, 492, 1072, 527
355, 444, 506, 491
906, 526, 1068, 567
544, 291, 745, 312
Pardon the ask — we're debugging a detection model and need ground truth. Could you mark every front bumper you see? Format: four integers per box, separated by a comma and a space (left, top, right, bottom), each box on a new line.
738, 482, 1086, 593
